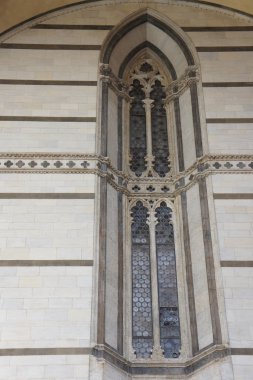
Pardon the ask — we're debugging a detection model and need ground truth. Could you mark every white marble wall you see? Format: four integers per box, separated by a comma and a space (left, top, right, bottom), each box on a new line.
0, 121, 95, 153
186, 185, 213, 350
0, 1, 252, 379
0, 266, 92, 348
0, 355, 89, 380
0, 199, 94, 260
0, 50, 99, 81
215, 199, 253, 261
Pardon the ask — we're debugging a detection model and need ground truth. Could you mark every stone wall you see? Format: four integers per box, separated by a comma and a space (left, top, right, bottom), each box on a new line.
0, 1, 252, 379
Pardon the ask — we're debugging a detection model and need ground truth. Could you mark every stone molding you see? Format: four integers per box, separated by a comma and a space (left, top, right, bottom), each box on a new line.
92, 343, 229, 376
0, 153, 252, 197
1, 0, 253, 43
99, 63, 199, 104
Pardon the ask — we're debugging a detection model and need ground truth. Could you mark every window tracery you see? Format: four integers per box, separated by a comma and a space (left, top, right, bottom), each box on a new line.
130, 199, 181, 359
127, 59, 171, 178
127, 58, 181, 360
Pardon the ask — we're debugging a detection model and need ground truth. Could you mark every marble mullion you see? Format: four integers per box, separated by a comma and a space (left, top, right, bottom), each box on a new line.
148, 210, 164, 360
143, 98, 154, 175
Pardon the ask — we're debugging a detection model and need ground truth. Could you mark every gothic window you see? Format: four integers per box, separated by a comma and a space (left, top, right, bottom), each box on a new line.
130, 200, 181, 359
129, 80, 147, 176
127, 58, 181, 360
131, 201, 153, 358
128, 60, 171, 178
155, 202, 180, 358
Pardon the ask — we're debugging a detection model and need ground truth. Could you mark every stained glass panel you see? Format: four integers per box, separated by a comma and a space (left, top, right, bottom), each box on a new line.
129, 80, 147, 177
155, 202, 181, 358
150, 80, 170, 177
131, 201, 153, 358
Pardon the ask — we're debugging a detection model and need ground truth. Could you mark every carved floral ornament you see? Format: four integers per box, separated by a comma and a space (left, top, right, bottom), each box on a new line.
0, 154, 252, 197
99, 62, 200, 104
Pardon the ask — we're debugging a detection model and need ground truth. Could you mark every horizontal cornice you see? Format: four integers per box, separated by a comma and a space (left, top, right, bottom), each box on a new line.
92, 343, 229, 376
0, 153, 252, 197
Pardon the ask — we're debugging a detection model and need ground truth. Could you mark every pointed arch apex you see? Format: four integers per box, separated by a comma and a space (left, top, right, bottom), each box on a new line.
100, 7, 200, 74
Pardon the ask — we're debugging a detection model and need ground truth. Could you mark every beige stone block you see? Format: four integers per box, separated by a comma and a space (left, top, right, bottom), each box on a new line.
68, 309, 91, 323
7, 28, 108, 45
0, 50, 99, 81
204, 87, 253, 119
200, 52, 253, 82
2, 326, 30, 341
0, 121, 96, 153
189, 31, 253, 47
0, 199, 94, 260
207, 124, 253, 155
0, 85, 97, 117
19, 276, 42, 288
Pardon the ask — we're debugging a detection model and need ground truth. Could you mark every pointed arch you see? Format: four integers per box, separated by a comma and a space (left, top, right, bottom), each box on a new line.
100, 8, 200, 80
96, 6, 223, 375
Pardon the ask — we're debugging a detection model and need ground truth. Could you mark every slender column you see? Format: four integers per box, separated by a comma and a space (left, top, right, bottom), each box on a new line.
165, 102, 175, 174
143, 98, 154, 175
147, 210, 164, 360
125, 100, 132, 173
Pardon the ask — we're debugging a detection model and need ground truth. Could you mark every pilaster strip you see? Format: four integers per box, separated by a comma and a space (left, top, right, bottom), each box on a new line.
190, 83, 203, 157
97, 177, 107, 346
181, 192, 199, 354
97, 81, 109, 345
174, 98, 185, 172
199, 178, 222, 345
117, 97, 124, 354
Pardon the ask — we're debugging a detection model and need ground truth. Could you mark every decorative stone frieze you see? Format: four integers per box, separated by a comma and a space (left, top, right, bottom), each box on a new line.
0, 153, 252, 197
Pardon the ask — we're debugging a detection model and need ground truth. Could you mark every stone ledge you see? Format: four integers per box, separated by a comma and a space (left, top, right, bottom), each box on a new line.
92, 344, 229, 376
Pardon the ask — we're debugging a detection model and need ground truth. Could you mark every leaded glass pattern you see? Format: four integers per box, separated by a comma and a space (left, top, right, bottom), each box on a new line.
129, 80, 147, 177
150, 80, 170, 177
155, 202, 181, 358
131, 201, 153, 358
127, 59, 172, 178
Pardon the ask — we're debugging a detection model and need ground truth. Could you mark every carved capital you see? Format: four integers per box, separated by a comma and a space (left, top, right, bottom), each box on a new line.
99, 63, 130, 100
164, 65, 200, 105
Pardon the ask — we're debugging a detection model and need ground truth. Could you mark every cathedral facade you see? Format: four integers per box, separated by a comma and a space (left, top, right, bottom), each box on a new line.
0, 1, 252, 379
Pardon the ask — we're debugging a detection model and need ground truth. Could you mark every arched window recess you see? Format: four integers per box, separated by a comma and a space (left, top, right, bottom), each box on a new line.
96, 9, 223, 372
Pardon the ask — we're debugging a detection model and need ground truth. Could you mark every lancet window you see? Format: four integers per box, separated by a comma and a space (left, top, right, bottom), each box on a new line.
126, 58, 181, 360
130, 200, 180, 359
127, 60, 171, 177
